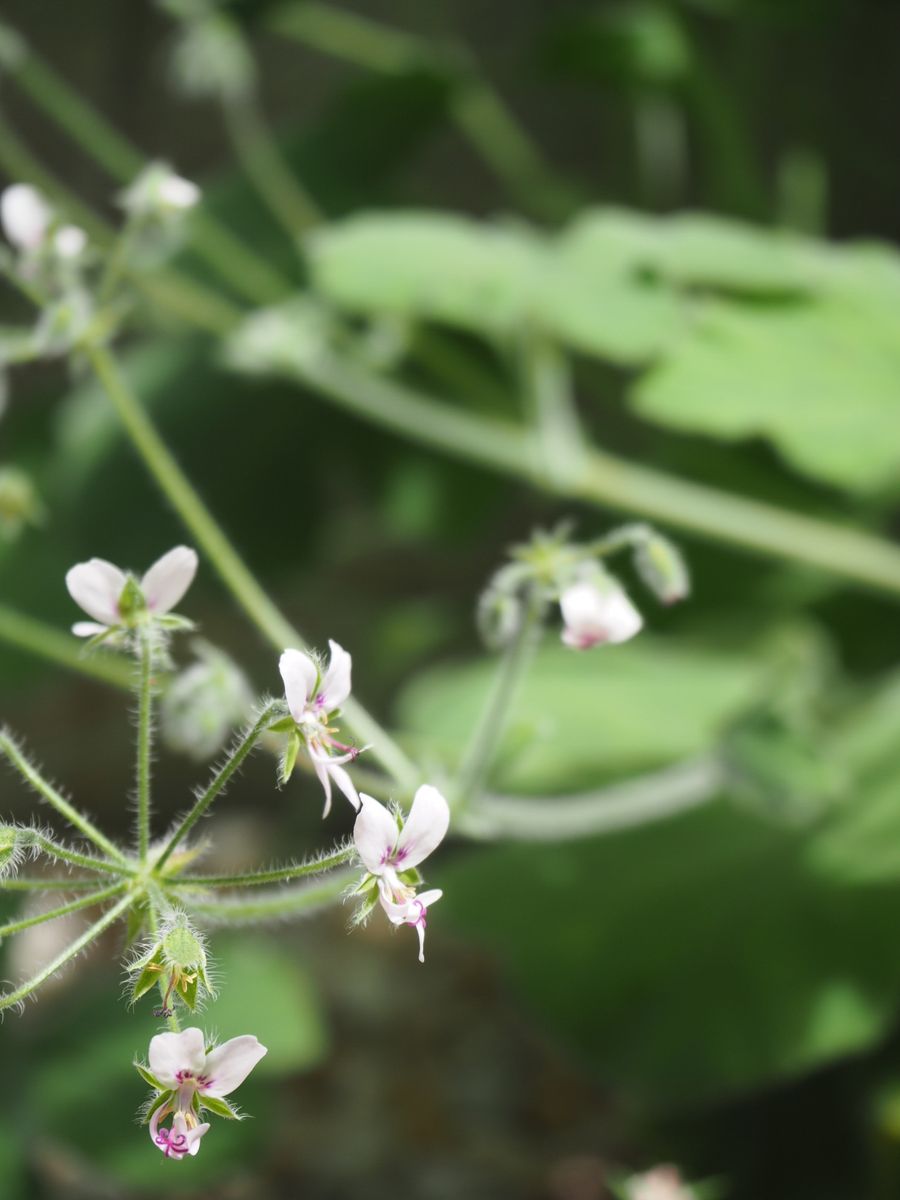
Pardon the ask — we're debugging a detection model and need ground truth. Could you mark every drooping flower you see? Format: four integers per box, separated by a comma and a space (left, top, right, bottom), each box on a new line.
141, 1026, 267, 1161
353, 785, 450, 963
627, 1165, 696, 1200
279, 642, 362, 815
1, 184, 51, 251
66, 545, 198, 637
120, 162, 201, 217
559, 578, 642, 649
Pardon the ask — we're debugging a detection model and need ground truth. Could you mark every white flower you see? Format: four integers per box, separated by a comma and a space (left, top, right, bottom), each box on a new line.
353, 785, 450, 963
52, 224, 87, 259
279, 641, 362, 815
1, 184, 51, 251
66, 545, 198, 636
559, 579, 642, 649
158, 173, 201, 210
144, 1026, 267, 1161
120, 162, 201, 217
628, 1166, 695, 1200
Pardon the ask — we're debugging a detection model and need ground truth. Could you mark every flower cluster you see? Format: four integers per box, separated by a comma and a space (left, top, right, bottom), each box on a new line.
1, 183, 86, 265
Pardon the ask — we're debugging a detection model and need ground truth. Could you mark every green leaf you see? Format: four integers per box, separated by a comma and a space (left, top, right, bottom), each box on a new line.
395, 639, 770, 792
280, 729, 301, 783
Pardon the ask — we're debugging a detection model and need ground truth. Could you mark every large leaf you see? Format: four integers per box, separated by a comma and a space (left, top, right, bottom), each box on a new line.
395, 639, 769, 792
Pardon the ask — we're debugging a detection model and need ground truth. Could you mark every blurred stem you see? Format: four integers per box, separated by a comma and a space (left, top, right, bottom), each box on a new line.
83, 341, 421, 788
223, 94, 321, 239
0, 604, 133, 688
265, 2, 576, 221
0, 882, 128, 939
460, 756, 724, 841
7, 42, 290, 303
183, 871, 350, 924
0, 892, 132, 1013
0, 730, 129, 865
279, 350, 900, 598
173, 844, 355, 889
0, 877, 104, 891
520, 333, 585, 489
456, 600, 543, 810
154, 702, 283, 872
135, 626, 154, 863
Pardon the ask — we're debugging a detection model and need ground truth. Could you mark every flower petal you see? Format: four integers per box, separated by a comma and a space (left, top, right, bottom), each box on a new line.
65, 558, 126, 626
319, 640, 352, 710
560, 581, 643, 649
279, 649, 317, 722
203, 1035, 268, 1098
353, 794, 399, 874
1, 184, 50, 250
394, 785, 450, 870
71, 621, 109, 638
327, 760, 360, 812
148, 1027, 206, 1088
141, 546, 198, 614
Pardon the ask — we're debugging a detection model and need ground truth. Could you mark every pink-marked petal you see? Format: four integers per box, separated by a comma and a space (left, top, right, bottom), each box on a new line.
148, 1027, 206, 1089
141, 546, 198, 614
1, 184, 50, 250
65, 558, 126, 626
560, 581, 642, 649
203, 1035, 267, 1098
72, 621, 108, 638
319, 640, 352, 710
279, 649, 317, 721
394, 785, 450, 870
354, 795, 399, 874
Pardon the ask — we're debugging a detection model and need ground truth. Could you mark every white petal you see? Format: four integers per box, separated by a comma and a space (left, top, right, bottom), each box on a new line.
353, 794, 399, 874
185, 1121, 210, 1157
72, 621, 108, 638
159, 174, 201, 210
394, 784, 450, 870
327, 760, 360, 812
1, 184, 50, 250
319, 640, 352, 710
141, 546, 198, 614
148, 1026, 206, 1089
279, 649, 317, 721
53, 225, 87, 258
65, 558, 126, 626
203, 1035, 267, 1097
560, 581, 643, 649
416, 888, 443, 909
311, 750, 334, 818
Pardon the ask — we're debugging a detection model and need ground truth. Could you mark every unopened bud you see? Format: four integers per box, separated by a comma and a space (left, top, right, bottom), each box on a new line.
0, 825, 21, 878
170, 14, 255, 101
129, 910, 214, 1011
633, 532, 690, 605
161, 641, 253, 761
0, 466, 42, 540
477, 587, 523, 650
119, 162, 200, 218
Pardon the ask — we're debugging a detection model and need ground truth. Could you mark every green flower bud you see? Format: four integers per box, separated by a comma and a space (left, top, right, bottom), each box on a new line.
633, 532, 690, 605
161, 641, 253, 762
0, 825, 21, 878
0, 466, 42, 541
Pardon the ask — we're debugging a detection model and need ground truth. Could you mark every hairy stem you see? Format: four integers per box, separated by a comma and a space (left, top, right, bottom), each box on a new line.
0, 893, 132, 1012
0, 877, 105, 891
459, 756, 724, 841
23, 830, 132, 876
172, 845, 355, 889
84, 341, 420, 786
135, 627, 154, 863
154, 703, 283, 872
0, 731, 129, 865
0, 882, 128, 939
183, 872, 350, 924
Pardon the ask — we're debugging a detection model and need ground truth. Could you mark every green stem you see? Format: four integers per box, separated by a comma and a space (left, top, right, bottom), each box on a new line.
456, 600, 543, 807
22, 829, 131, 876
84, 340, 421, 787
0, 877, 103, 891
223, 94, 320, 239
0, 730, 129, 865
0, 604, 132, 688
272, 350, 900, 598
183, 871, 350, 924
459, 756, 724, 841
154, 703, 282, 872
520, 333, 585, 490
135, 626, 154, 863
0, 882, 128, 939
0, 893, 132, 1012
172, 845, 355, 889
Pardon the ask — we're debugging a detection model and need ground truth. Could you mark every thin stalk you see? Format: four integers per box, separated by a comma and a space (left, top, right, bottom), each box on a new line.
154, 703, 282, 872
183, 871, 350, 924
0, 882, 128, 939
0, 892, 132, 1012
459, 756, 724, 842
0, 604, 132, 688
9, 44, 290, 303
223, 95, 320, 239
278, 350, 900, 598
0, 877, 103, 892
146, 900, 181, 1031
135, 626, 154, 863
520, 333, 586, 491
24, 830, 131, 876
173, 845, 355, 889
84, 341, 421, 787
455, 600, 543, 807
0, 730, 129, 865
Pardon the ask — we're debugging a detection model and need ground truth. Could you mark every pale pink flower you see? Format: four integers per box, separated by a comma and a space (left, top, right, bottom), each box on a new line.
353, 785, 450, 962
559, 579, 642, 649
628, 1165, 695, 1200
279, 642, 362, 815
66, 545, 197, 636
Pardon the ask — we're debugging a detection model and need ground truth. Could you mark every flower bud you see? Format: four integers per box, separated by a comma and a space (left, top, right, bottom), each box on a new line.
477, 586, 523, 650
0, 825, 22, 878
161, 641, 254, 762
633, 532, 690, 605
119, 162, 200, 218
129, 911, 214, 1012
170, 14, 255, 101
0, 466, 42, 541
